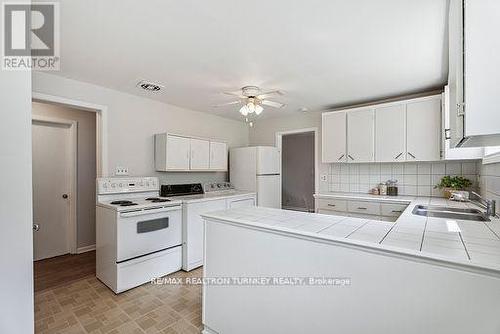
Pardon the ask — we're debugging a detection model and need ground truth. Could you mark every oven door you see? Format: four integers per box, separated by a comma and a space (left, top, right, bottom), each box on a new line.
116, 206, 182, 262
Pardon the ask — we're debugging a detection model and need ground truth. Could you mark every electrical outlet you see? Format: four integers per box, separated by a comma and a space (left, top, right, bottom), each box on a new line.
115, 166, 129, 176
320, 175, 327, 182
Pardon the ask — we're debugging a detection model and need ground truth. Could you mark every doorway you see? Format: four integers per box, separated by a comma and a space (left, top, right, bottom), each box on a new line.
31, 100, 98, 290
276, 129, 317, 212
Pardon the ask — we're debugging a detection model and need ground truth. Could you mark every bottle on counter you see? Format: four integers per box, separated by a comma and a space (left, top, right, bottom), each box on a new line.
387, 179, 398, 196
378, 182, 387, 196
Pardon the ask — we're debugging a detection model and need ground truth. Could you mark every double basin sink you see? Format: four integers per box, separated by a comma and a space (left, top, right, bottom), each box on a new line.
412, 205, 490, 222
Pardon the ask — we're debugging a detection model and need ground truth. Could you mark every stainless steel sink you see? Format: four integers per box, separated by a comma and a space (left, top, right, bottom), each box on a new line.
412, 205, 490, 222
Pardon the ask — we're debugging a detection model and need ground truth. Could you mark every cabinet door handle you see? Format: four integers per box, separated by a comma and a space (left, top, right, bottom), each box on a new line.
327, 204, 336, 207
394, 152, 403, 160
337, 154, 345, 161
391, 210, 403, 213
357, 207, 367, 210
444, 129, 451, 140
408, 152, 416, 159
348, 155, 354, 161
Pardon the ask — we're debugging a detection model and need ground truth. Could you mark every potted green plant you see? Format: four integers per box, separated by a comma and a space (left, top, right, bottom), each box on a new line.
434, 176, 473, 198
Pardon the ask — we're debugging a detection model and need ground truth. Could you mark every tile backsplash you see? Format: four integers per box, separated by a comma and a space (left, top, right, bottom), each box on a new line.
328, 160, 481, 197
479, 162, 500, 204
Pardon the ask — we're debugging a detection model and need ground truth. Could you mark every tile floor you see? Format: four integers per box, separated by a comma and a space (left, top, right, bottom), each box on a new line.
35, 264, 203, 334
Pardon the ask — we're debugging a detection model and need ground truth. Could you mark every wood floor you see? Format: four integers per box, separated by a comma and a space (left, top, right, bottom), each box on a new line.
34, 252, 203, 333
35, 251, 96, 292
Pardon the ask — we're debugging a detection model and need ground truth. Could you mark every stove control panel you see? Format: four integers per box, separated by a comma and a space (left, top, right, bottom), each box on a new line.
204, 182, 234, 193
97, 177, 159, 195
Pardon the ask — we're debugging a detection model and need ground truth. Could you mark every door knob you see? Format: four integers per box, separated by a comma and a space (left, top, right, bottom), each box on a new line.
62, 194, 68, 199
33, 223, 40, 232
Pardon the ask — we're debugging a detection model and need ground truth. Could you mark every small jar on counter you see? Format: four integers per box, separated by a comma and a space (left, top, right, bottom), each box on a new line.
378, 182, 387, 196
387, 180, 398, 196
371, 187, 379, 195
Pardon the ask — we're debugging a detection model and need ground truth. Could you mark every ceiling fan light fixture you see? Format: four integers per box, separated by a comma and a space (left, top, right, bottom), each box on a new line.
255, 105, 263, 115
239, 105, 249, 116
247, 101, 255, 113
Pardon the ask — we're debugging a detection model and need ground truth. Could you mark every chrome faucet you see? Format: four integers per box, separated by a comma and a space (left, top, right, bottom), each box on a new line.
471, 191, 496, 217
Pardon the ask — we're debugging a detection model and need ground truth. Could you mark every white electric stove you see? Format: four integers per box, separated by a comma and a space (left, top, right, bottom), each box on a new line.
96, 176, 182, 293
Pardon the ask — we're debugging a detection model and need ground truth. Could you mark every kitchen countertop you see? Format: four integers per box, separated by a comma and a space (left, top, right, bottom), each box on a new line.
164, 190, 256, 204
202, 193, 500, 275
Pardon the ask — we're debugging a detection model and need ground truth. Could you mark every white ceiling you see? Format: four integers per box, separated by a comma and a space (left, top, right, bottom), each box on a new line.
46, 0, 449, 120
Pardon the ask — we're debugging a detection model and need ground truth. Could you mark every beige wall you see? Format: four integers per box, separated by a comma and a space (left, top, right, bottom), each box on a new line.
32, 102, 97, 249
33, 72, 249, 185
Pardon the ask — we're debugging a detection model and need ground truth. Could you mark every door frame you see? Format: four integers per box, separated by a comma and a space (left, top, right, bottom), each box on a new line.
32, 116, 78, 255
275, 127, 319, 211
32, 92, 108, 177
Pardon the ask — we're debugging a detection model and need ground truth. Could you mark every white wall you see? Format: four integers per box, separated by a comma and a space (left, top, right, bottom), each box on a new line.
33, 72, 249, 185
0, 69, 34, 329
32, 102, 97, 249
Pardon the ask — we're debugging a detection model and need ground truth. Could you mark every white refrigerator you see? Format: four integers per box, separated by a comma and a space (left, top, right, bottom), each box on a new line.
229, 146, 281, 208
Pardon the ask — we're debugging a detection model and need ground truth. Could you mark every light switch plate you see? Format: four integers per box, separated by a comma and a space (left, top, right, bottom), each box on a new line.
320, 175, 327, 182
115, 166, 129, 176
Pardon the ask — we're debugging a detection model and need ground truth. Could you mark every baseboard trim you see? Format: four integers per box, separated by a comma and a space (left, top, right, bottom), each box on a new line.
77, 244, 96, 254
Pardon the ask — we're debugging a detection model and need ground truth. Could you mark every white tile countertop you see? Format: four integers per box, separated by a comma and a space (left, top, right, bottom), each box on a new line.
202, 193, 500, 276
163, 190, 256, 204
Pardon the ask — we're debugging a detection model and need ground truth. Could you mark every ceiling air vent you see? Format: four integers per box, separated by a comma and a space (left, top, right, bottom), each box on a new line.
136, 80, 164, 93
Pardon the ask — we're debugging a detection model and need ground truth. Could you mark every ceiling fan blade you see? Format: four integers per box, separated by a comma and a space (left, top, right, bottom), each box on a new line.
257, 90, 284, 99
212, 100, 241, 108
261, 100, 285, 108
223, 91, 245, 98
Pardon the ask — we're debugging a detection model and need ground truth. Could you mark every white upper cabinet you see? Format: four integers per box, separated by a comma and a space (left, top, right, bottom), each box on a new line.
155, 133, 228, 172
209, 141, 228, 171
406, 97, 442, 162
447, 0, 500, 147
321, 94, 443, 163
165, 135, 191, 170
322, 112, 346, 163
347, 109, 374, 163
375, 104, 406, 162
190, 138, 210, 170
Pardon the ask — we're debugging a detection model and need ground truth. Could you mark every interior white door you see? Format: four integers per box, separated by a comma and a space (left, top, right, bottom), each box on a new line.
190, 138, 210, 170
406, 98, 442, 161
166, 135, 191, 170
375, 104, 406, 162
209, 141, 228, 170
32, 121, 71, 261
347, 109, 374, 162
257, 175, 281, 208
322, 112, 346, 162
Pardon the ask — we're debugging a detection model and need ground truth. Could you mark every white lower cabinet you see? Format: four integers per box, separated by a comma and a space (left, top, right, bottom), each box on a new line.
183, 194, 256, 271
316, 197, 408, 222
183, 199, 227, 271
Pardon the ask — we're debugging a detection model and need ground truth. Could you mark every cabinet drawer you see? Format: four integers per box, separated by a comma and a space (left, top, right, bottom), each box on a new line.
316, 199, 348, 212
380, 203, 407, 217
347, 201, 380, 215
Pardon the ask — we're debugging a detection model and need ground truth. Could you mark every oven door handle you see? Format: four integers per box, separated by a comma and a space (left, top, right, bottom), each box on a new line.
119, 206, 180, 217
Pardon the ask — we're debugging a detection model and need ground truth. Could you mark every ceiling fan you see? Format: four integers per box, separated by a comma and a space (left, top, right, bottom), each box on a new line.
213, 86, 286, 117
